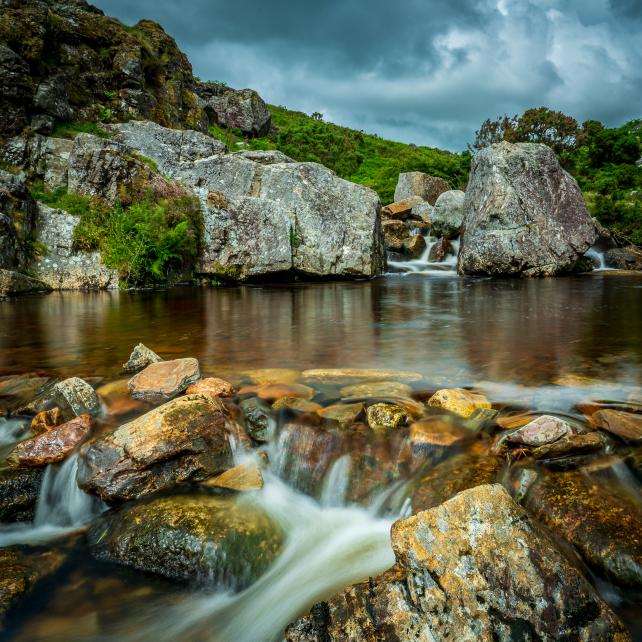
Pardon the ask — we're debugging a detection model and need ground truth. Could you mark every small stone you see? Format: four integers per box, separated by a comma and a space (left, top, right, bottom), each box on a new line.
427, 388, 490, 418
382, 219, 409, 252
591, 409, 642, 443
403, 234, 426, 258
240, 397, 273, 442
366, 403, 408, 431
340, 381, 412, 399
201, 461, 264, 491
186, 377, 236, 398
301, 369, 423, 384
317, 402, 364, 428
53, 377, 101, 417
506, 414, 573, 447
272, 397, 321, 413
14, 414, 92, 466
122, 343, 162, 373
30, 407, 63, 434
409, 418, 468, 448
128, 358, 200, 402
532, 432, 606, 460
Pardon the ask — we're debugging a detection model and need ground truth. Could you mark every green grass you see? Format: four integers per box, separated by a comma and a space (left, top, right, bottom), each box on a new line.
242, 105, 470, 203
51, 121, 111, 139
30, 182, 202, 286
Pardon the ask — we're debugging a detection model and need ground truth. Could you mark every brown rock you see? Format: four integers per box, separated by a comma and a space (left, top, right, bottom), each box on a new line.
366, 403, 408, 431
14, 415, 92, 466
317, 402, 364, 428
409, 418, 468, 448
128, 358, 200, 402
381, 196, 423, 220
77, 395, 241, 502
272, 396, 322, 413
496, 413, 537, 429
30, 407, 63, 434
382, 219, 409, 252
186, 377, 236, 398
591, 409, 642, 442
247, 382, 315, 403
201, 461, 264, 491
340, 381, 412, 399
242, 368, 301, 384
287, 484, 629, 641
428, 237, 452, 262
301, 368, 423, 384
403, 234, 427, 258
532, 432, 605, 460
428, 387, 491, 418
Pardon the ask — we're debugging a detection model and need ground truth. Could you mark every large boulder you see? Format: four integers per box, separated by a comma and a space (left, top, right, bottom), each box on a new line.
196, 82, 271, 137
431, 189, 465, 239
127, 357, 200, 402
287, 484, 628, 641
394, 172, 450, 205
87, 493, 283, 588
458, 142, 597, 276
77, 394, 241, 502
0, 269, 50, 298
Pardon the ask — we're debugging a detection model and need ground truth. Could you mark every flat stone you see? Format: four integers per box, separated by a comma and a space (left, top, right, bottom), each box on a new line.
128, 358, 200, 402
316, 402, 364, 427
532, 432, 606, 460
201, 461, 264, 491
122, 343, 162, 373
340, 381, 412, 399
381, 196, 423, 220
428, 387, 491, 418
301, 369, 423, 384
14, 414, 92, 466
186, 377, 236, 398
271, 396, 321, 413
506, 414, 573, 447
242, 368, 301, 384
244, 382, 315, 403
591, 409, 642, 443
409, 418, 468, 448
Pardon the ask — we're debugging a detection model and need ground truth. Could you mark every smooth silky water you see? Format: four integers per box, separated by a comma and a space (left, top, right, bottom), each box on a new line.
1, 271, 642, 640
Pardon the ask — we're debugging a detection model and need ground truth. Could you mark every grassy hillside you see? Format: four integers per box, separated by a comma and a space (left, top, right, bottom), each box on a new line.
210, 106, 470, 204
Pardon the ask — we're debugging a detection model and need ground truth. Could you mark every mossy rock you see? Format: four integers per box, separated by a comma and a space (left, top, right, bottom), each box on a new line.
87, 493, 284, 589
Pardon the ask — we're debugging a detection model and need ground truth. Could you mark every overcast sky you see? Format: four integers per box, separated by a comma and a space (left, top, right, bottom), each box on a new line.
94, 0, 642, 151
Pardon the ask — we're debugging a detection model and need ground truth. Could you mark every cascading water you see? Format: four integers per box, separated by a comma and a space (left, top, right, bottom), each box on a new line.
584, 246, 614, 271
387, 233, 461, 275
0, 452, 104, 547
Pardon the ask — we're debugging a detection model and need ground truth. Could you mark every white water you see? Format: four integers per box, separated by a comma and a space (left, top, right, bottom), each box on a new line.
0, 417, 30, 451
0, 453, 103, 546
108, 472, 396, 642
584, 246, 615, 271
387, 234, 460, 276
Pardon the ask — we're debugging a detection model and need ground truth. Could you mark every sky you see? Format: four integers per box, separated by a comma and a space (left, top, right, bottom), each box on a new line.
94, 0, 642, 151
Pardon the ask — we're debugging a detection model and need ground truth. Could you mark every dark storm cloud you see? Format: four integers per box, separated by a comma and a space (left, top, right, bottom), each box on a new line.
95, 0, 642, 150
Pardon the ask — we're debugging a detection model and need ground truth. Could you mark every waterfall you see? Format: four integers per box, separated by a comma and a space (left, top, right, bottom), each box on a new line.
584, 246, 614, 271
387, 233, 460, 276
0, 453, 104, 547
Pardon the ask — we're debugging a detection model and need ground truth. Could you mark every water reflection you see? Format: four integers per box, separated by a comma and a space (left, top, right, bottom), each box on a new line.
0, 274, 641, 386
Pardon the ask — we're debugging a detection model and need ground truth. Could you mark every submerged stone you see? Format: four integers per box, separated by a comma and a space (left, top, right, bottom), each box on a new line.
128, 358, 200, 402
591, 409, 642, 443
87, 494, 283, 589
287, 484, 628, 641
340, 381, 412, 399
301, 368, 423, 384
317, 402, 364, 428
272, 396, 321, 413
77, 395, 240, 502
532, 431, 606, 460
186, 377, 236, 398
427, 387, 491, 418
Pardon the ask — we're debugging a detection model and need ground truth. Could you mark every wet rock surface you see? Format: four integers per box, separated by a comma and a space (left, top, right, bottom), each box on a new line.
87, 493, 283, 589
428, 387, 491, 418
591, 409, 642, 442
122, 343, 162, 374
287, 484, 628, 641
0, 466, 45, 523
127, 358, 200, 402
77, 394, 240, 502
506, 414, 573, 446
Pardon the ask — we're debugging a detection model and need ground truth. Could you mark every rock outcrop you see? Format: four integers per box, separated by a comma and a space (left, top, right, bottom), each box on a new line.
458, 142, 597, 276
0, 269, 50, 298
0, 170, 37, 271
77, 394, 241, 502
287, 484, 629, 641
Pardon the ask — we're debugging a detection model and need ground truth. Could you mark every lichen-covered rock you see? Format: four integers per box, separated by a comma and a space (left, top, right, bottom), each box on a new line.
432, 189, 465, 239
394, 172, 450, 204
196, 82, 271, 137
0, 467, 44, 523
50, 377, 101, 418
0, 547, 66, 630
77, 394, 240, 502
122, 343, 162, 374
128, 357, 200, 402
13, 414, 92, 466
522, 468, 642, 589
240, 397, 273, 443
366, 403, 408, 431
458, 142, 597, 276
0, 269, 50, 297
287, 484, 629, 641
428, 387, 491, 418
87, 493, 283, 588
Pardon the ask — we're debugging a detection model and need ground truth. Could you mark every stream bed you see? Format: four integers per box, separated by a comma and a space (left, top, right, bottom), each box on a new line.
1, 271, 641, 641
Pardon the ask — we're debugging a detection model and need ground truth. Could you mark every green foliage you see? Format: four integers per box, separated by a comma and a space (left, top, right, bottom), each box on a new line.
0, 160, 20, 175
103, 90, 117, 101
30, 182, 202, 286
51, 121, 111, 139
289, 225, 298, 248
247, 106, 469, 203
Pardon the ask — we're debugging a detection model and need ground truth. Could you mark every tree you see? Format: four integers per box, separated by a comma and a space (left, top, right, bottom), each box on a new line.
469, 114, 518, 151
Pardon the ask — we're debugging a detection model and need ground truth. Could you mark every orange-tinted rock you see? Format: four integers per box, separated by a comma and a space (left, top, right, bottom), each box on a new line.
428, 388, 490, 418
381, 196, 423, 220
30, 407, 64, 434
128, 358, 200, 402
409, 418, 468, 448
15, 415, 92, 466
186, 377, 236, 398
250, 382, 315, 403
272, 396, 321, 413
317, 402, 364, 427
591, 409, 642, 443
496, 413, 538, 429
202, 461, 264, 491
